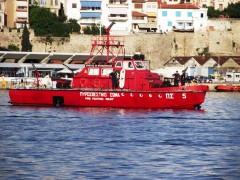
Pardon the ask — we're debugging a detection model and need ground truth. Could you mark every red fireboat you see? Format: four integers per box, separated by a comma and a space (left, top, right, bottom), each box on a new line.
9, 22, 209, 109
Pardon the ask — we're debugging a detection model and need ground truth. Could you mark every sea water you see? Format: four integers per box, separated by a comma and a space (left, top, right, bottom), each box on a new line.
0, 90, 240, 179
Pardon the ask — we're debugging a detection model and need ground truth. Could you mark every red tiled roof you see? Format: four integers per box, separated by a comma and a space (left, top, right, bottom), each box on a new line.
164, 56, 240, 66
211, 56, 229, 66
231, 56, 240, 65
194, 56, 210, 65
132, 11, 147, 17
174, 56, 192, 65
164, 56, 192, 66
159, 3, 199, 9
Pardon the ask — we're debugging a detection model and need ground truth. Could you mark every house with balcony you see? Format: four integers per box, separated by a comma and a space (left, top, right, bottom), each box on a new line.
157, 3, 208, 33
29, 0, 60, 15
3, 0, 29, 28
132, 0, 148, 32
146, 0, 158, 23
0, 0, 5, 28
101, 0, 131, 35
79, 0, 102, 30
16, 0, 28, 28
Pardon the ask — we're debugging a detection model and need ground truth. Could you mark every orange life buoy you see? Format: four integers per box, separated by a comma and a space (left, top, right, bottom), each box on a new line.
93, 79, 100, 87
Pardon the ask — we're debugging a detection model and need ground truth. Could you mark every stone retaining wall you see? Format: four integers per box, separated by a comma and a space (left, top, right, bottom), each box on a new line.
1, 19, 240, 69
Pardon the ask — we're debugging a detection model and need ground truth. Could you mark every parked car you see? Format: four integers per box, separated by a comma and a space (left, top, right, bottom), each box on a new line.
193, 76, 213, 83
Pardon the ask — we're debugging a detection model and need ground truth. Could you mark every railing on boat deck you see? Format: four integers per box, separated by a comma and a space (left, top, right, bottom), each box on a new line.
91, 35, 125, 47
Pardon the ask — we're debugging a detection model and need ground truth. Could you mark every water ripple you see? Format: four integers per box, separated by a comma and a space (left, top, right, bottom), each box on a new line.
0, 91, 240, 179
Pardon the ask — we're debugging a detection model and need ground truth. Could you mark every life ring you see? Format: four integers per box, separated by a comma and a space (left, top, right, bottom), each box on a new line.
93, 79, 100, 87
158, 94, 162, 98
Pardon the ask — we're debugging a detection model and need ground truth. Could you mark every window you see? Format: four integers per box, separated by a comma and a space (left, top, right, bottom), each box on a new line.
135, 4, 143, 9
102, 68, 113, 76
176, 11, 181, 17
72, 3, 77, 8
55, 0, 58, 6
123, 61, 134, 69
128, 62, 133, 68
162, 11, 167, 17
168, 21, 172, 27
200, 13, 204, 18
134, 61, 144, 69
219, 4, 223, 11
115, 61, 122, 67
88, 68, 99, 75
187, 12, 192, 17
187, 22, 192, 27
0, 16, 1, 23
178, 22, 183, 27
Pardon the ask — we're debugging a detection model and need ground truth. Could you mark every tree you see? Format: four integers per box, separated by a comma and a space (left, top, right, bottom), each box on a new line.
207, 6, 222, 18
68, 19, 81, 33
224, 2, 240, 18
58, 3, 67, 22
29, 6, 70, 37
21, 23, 32, 52
83, 23, 106, 35
91, 24, 99, 35
8, 44, 19, 51
84, 26, 92, 34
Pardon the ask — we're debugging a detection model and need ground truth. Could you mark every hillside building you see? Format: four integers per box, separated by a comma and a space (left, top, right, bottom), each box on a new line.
157, 3, 208, 33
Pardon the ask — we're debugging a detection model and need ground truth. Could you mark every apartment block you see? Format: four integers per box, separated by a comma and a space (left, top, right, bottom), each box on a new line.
0, 0, 5, 28
29, 0, 60, 15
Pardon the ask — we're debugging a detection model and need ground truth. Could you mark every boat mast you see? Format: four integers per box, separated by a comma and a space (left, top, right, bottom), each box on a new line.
85, 22, 125, 65
105, 22, 115, 63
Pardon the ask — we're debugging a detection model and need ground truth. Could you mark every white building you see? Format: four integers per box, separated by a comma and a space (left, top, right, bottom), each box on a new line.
0, 0, 4, 28
157, 3, 208, 33
101, 0, 132, 35
62, 0, 80, 20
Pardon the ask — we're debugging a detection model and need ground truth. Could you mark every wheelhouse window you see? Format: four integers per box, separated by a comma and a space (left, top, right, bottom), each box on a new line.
102, 68, 113, 76
88, 68, 99, 75
123, 61, 134, 69
134, 61, 145, 69
115, 61, 122, 68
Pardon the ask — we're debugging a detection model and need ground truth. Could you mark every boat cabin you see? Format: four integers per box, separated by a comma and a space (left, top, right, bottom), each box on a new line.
72, 59, 163, 90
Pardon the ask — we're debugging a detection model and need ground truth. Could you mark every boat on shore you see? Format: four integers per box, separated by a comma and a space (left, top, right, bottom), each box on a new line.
215, 84, 240, 92
8, 22, 209, 109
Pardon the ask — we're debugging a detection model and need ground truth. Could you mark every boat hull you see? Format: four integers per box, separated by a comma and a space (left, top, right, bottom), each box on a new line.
215, 85, 240, 92
9, 88, 206, 109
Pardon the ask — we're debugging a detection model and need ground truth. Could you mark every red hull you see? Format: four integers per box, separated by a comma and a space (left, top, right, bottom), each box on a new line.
9, 88, 206, 109
215, 85, 240, 92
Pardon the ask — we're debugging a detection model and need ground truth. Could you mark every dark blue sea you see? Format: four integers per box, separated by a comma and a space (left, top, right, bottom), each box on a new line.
0, 90, 240, 180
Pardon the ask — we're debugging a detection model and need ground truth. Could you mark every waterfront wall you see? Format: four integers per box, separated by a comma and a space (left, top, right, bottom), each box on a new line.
1, 19, 240, 69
